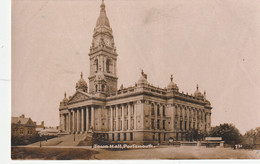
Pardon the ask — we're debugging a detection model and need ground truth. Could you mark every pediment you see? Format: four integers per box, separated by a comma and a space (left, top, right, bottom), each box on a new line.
68, 91, 91, 104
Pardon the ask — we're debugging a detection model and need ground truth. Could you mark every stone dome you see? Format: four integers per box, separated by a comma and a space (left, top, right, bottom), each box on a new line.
194, 84, 203, 98
76, 72, 88, 92
167, 74, 179, 91
137, 70, 148, 85
96, 0, 110, 27
60, 92, 68, 106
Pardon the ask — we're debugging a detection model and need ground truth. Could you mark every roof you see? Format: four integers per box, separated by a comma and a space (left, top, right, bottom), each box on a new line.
11, 117, 35, 126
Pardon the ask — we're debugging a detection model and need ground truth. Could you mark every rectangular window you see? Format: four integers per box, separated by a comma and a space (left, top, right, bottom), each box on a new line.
157, 120, 160, 129
151, 119, 154, 129
130, 132, 133, 141
112, 133, 114, 141
124, 133, 126, 141
176, 133, 179, 141
193, 122, 195, 129
163, 120, 165, 130
120, 120, 122, 130
118, 133, 120, 141
152, 133, 155, 141
180, 121, 182, 130
184, 121, 187, 130
127, 120, 128, 130
164, 133, 166, 141
107, 134, 109, 141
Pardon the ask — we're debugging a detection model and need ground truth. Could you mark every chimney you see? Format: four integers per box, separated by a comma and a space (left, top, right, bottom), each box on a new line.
20, 114, 25, 118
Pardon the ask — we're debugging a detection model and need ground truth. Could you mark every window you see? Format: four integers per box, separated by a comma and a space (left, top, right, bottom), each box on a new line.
157, 105, 160, 116
130, 132, 133, 141
180, 120, 182, 130
193, 122, 195, 129
112, 133, 114, 141
120, 120, 122, 130
151, 119, 155, 129
102, 85, 105, 92
157, 120, 160, 129
126, 105, 128, 115
152, 133, 155, 141
176, 133, 179, 141
184, 121, 187, 130
118, 133, 120, 141
164, 133, 166, 141
106, 59, 110, 73
163, 106, 166, 116
95, 59, 98, 72
151, 104, 155, 115
127, 120, 128, 130
189, 122, 191, 130
95, 85, 98, 92
163, 120, 166, 130
20, 129, 23, 135
124, 133, 126, 141
107, 134, 109, 141
197, 123, 199, 130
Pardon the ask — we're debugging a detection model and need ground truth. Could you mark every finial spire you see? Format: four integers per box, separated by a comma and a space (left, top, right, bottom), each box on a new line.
196, 84, 199, 90
100, 0, 105, 10
64, 92, 66, 98
81, 72, 83, 78
170, 74, 173, 82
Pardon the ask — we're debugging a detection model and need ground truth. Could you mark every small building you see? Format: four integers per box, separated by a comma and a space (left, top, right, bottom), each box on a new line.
11, 114, 37, 138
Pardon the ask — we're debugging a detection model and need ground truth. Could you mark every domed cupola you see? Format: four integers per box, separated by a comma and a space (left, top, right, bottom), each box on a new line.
194, 84, 203, 98
76, 72, 88, 92
96, 0, 110, 28
167, 74, 179, 91
60, 92, 68, 106
137, 70, 148, 85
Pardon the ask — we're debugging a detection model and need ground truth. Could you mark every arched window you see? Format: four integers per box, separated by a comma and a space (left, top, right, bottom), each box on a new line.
94, 59, 98, 72
151, 104, 155, 115
95, 85, 98, 92
157, 104, 160, 116
102, 85, 105, 92
106, 59, 110, 73
163, 106, 166, 116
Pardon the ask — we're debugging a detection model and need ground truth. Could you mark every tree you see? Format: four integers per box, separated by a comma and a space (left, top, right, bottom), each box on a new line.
210, 123, 242, 145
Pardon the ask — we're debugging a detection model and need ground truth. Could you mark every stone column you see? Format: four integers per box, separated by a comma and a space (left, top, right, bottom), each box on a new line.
122, 105, 125, 131
115, 105, 119, 131
81, 108, 84, 133
91, 106, 95, 128
72, 110, 75, 132
128, 104, 131, 130
134, 102, 137, 130
155, 103, 157, 130
110, 106, 113, 131
77, 108, 80, 133
86, 106, 89, 131
68, 110, 71, 133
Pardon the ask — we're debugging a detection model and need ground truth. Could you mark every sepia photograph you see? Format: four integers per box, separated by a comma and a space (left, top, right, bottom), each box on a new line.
7, 0, 260, 161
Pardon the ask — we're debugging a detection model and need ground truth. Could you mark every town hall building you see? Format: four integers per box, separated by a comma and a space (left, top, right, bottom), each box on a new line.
59, 0, 212, 145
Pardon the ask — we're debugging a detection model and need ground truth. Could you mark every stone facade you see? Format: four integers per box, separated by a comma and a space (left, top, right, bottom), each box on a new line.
59, 1, 212, 145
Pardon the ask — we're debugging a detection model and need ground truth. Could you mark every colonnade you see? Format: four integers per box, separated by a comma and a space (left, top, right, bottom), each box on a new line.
60, 105, 95, 133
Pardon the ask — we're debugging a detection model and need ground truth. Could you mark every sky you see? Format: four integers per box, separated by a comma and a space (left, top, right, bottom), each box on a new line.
11, 0, 260, 134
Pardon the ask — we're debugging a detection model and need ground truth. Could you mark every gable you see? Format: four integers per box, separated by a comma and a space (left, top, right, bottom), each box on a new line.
68, 91, 91, 104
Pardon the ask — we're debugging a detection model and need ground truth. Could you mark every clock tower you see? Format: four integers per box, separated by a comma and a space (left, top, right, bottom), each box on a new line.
88, 0, 118, 95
